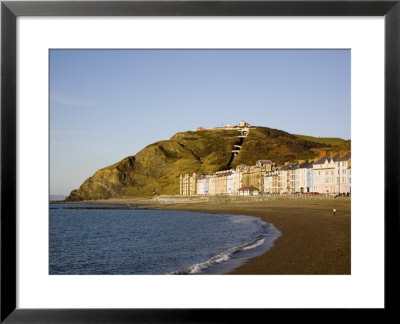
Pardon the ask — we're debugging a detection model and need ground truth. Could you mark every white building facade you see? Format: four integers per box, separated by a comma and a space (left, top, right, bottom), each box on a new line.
226, 171, 235, 195
334, 152, 351, 194
313, 153, 339, 194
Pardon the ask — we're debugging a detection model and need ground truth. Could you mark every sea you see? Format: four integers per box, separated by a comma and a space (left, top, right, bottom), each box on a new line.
49, 204, 281, 275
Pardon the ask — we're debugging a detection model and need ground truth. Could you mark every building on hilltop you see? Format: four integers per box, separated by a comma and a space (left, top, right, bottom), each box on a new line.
240, 127, 250, 137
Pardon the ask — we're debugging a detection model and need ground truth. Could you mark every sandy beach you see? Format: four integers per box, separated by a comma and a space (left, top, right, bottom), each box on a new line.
61, 196, 351, 275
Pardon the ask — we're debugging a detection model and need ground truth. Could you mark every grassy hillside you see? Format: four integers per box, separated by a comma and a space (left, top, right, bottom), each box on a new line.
66, 127, 350, 201
294, 134, 347, 146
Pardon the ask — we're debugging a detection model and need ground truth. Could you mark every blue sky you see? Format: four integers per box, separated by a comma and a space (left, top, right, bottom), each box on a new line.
50, 49, 350, 195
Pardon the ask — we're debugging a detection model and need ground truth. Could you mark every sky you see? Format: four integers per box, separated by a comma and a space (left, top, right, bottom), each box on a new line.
50, 49, 351, 195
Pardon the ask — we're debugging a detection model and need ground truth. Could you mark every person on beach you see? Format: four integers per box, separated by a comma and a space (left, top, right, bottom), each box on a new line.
333, 208, 336, 216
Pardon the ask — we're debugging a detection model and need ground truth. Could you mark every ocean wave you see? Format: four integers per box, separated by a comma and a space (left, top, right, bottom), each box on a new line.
169, 220, 279, 275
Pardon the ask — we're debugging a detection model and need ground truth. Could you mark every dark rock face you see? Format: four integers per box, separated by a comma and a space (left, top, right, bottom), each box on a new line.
66, 127, 348, 201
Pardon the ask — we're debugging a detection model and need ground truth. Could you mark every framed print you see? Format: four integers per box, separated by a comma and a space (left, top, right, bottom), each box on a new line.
1, 0, 399, 322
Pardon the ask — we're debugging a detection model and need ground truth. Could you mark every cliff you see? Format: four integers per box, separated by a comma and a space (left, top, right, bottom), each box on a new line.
66, 126, 349, 201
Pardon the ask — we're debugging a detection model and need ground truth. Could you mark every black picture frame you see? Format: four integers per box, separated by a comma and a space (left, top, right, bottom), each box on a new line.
1, 0, 399, 322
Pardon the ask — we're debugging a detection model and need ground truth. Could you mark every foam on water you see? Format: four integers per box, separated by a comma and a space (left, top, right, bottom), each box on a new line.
170, 218, 281, 275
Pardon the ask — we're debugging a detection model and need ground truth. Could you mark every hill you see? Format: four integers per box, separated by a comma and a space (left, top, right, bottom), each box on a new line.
293, 134, 348, 146
66, 126, 349, 201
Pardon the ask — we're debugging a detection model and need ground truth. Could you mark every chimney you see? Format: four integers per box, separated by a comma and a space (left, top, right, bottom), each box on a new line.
319, 150, 327, 157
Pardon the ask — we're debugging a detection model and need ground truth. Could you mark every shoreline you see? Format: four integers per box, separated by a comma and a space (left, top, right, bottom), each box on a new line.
170, 220, 281, 275
53, 196, 351, 274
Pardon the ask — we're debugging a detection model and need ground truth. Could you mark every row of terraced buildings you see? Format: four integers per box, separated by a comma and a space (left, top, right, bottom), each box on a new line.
179, 151, 351, 196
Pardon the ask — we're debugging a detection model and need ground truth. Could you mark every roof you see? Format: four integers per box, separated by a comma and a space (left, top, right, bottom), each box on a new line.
281, 162, 299, 171
313, 155, 329, 165
238, 186, 259, 191
336, 152, 351, 162
314, 152, 340, 165
217, 171, 233, 177
299, 161, 314, 169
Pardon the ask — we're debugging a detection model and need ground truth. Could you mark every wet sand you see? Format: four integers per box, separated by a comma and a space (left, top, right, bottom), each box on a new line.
60, 196, 351, 275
